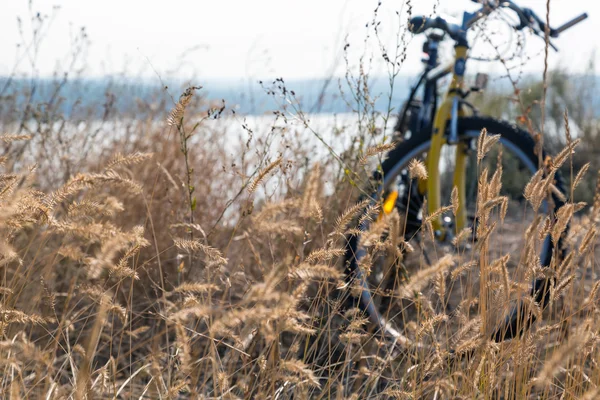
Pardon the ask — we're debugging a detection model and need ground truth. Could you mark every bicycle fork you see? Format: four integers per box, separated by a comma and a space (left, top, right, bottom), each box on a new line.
424, 45, 469, 237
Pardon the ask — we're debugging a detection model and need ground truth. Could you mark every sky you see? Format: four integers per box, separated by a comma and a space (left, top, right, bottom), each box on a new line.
1, 0, 598, 81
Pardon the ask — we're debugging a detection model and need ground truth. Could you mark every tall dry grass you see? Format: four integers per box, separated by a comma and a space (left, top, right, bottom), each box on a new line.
1, 1, 600, 399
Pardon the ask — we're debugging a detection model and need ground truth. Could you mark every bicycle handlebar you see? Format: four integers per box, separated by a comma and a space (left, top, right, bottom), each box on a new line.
409, 16, 463, 41
554, 13, 588, 36
411, 0, 588, 50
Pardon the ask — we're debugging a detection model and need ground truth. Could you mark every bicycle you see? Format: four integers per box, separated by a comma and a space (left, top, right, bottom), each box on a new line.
343, 0, 588, 345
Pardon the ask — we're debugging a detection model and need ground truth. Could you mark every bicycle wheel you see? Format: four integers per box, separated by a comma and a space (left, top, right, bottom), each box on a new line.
343, 116, 566, 344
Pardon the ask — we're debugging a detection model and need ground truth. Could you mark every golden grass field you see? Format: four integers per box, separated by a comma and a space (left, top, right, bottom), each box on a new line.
2, 2, 600, 398
0, 81, 598, 399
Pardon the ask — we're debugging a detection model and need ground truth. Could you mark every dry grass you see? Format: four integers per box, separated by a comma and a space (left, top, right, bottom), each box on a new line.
0, 83, 598, 399
1, 2, 600, 399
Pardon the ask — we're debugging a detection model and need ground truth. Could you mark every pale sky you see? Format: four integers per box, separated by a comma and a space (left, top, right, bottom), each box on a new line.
1, 0, 598, 80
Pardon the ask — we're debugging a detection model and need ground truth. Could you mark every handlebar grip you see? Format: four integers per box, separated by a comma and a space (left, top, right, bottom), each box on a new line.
554, 13, 588, 36
409, 16, 429, 33
409, 16, 451, 34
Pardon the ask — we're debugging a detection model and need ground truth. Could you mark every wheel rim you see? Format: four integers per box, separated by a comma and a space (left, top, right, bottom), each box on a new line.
350, 129, 552, 339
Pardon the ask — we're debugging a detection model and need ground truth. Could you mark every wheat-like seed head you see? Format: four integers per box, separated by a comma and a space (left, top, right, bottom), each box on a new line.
359, 142, 397, 166
450, 186, 459, 216
573, 162, 591, 192
416, 314, 448, 339
290, 263, 342, 281
450, 260, 477, 282
105, 152, 153, 171
400, 255, 454, 298
305, 247, 345, 264
591, 171, 600, 222
408, 159, 427, 180
579, 226, 597, 254
552, 138, 581, 171
583, 280, 600, 308
300, 163, 322, 220
173, 238, 228, 265
167, 86, 201, 127
477, 129, 501, 163
0, 134, 31, 143
248, 156, 283, 194
278, 360, 321, 388
551, 203, 575, 245
172, 282, 219, 294
332, 198, 371, 237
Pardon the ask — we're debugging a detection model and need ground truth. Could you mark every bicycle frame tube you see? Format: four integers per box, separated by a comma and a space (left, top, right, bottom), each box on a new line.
403, 35, 440, 137
426, 45, 469, 235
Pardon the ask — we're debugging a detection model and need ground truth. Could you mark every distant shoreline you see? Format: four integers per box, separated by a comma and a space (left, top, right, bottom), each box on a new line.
1, 73, 597, 118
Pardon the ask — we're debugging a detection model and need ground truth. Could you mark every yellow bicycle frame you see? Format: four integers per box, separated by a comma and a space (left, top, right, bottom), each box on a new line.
423, 45, 471, 237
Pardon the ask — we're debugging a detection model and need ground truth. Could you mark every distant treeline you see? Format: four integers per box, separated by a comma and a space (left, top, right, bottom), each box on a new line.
0, 73, 597, 119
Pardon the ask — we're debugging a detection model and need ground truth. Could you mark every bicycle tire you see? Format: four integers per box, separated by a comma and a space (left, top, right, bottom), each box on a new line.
343, 115, 566, 343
